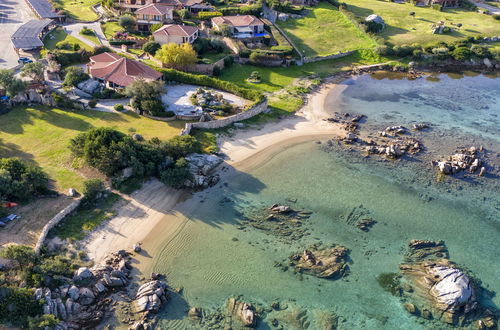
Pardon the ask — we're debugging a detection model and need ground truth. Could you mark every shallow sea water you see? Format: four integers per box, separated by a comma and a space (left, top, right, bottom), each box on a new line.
150, 73, 500, 330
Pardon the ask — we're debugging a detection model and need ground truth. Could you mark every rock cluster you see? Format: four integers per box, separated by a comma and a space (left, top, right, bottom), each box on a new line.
398, 240, 497, 327
34, 250, 132, 329
325, 112, 364, 132
190, 88, 233, 114
184, 153, 223, 188
134, 280, 169, 315
365, 137, 423, 159
225, 298, 257, 328
356, 218, 377, 231
290, 244, 349, 279
244, 204, 312, 242
432, 147, 486, 176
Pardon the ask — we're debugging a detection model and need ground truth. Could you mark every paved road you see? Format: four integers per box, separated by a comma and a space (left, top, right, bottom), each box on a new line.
0, 0, 35, 70
471, 0, 500, 14
64, 22, 110, 48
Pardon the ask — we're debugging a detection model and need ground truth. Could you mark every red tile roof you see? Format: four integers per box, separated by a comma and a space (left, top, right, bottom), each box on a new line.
135, 3, 174, 15
212, 15, 263, 27
88, 52, 162, 87
153, 24, 199, 37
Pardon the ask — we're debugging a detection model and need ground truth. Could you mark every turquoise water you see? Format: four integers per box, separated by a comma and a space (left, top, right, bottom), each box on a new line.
150, 74, 500, 329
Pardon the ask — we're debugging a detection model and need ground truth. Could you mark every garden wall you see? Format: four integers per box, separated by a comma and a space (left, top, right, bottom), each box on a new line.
180, 99, 268, 135
34, 199, 81, 254
303, 51, 353, 64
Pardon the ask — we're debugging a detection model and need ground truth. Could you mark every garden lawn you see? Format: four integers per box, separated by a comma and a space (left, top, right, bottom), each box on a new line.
219, 49, 391, 92
79, 30, 101, 45
0, 106, 185, 191
276, 2, 376, 57
43, 27, 93, 51
341, 0, 500, 45
53, 0, 101, 21
102, 21, 123, 40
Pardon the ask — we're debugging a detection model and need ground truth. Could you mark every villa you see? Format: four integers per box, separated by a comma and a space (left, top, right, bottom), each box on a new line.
134, 3, 175, 31
153, 24, 199, 45
211, 15, 265, 38
115, 0, 205, 12
87, 52, 163, 89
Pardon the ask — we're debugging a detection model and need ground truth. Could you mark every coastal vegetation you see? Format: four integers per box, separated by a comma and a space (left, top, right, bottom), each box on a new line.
0, 158, 50, 202
276, 2, 377, 56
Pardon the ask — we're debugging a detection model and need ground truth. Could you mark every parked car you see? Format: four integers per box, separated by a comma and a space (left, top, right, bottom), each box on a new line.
18, 57, 33, 65
0, 214, 17, 223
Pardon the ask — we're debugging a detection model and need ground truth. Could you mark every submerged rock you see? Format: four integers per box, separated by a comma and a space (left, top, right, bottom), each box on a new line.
226, 298, 257, 328
290, 244, 349, 279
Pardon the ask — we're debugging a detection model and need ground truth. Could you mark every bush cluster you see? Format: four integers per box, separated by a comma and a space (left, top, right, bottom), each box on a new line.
198, 11, 222, 20
0, 158, 50, 202
62, 67, 89, 87
69, 127, 201, 188
249, 51, 282, 66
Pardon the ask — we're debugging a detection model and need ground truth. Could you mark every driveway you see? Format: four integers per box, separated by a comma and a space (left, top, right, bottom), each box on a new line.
0, 0, 35, 70
64, 22, 110, 48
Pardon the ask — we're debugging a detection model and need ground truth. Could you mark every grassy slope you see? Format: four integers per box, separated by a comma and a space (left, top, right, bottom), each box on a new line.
219, 49, 389, 92
276, 2, 376, 57
43, 27, 93, 51
102, 21, 123, 40
79, 30, 101, 45
55, 0, 101, 21
0, 107, 185, 191
341, 0, 500, 45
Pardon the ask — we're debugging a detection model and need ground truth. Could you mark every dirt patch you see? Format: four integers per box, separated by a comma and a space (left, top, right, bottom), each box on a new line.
0, 196, 74, 247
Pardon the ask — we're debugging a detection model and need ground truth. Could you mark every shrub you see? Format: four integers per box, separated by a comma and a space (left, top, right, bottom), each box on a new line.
0, 245, 36, 269
63, 67, 89, 87
431, 3, 442, 10
249, 51, 282, 66
81, 27, 93, 35
80, 179, 105, 209
88, 99, 97, 108
141, 99, 165, 116
470, 45, 491, 58
143, 41, 161, 56
56, 41, 72, 50
452, 47, 472, 61
0, 158, 49, 202
163, 135, 201, 159
73, 43, 81, 51
159, 158, 191, 188
0, 287, 42, 327
114, 103, 125, 111
52, 92, 75, 109
212, 66, 221, 76
165, 110, 176, 117
375, 44, 392, 56
53, 50, 89, 67
93, 45, 112, 55
493, 14, 500, 20
198, 11, 222, 20
223, 55, 234, 67
119, 14, 136, 31
270, 45, 293, 55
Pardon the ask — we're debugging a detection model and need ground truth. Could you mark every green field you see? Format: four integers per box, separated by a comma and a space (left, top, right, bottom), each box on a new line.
79, 29, 101, 45
220, 49, 390, 92
54, 0, 101, 21
102, 21, 124, 40
276, 2, 376, 57
341, 0, 500, 45
0, 107, 184, 191
43, 27, 93, 51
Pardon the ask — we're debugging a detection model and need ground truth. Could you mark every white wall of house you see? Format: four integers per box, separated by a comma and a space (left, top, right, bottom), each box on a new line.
154, 31, 199, 45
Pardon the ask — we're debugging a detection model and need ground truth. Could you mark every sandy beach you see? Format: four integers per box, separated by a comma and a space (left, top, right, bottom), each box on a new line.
84, 81, 345, 263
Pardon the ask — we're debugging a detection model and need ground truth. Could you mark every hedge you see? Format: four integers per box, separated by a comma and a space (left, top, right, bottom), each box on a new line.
109, 40, 137, 46
198, 11, 222, 20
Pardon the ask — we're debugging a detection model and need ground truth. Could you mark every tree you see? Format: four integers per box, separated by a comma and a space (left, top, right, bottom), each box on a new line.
63, 67, 89, 87
219, 24, 232, 37
0, 69, 26, 97
93, 45, 112, 55
20, 62, 44, 81
119, 14, 136, 32
80, 178, 105, 209
0, 245, 36, 269
160, 158, 191, 188
155, 43, 197, 70
125, 79, 164, 102
149, 23, 163, 33
162, 135, 201, 159
142, 41, 161, 56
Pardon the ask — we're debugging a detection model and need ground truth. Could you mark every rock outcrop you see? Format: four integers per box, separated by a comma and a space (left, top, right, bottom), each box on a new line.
134, 280, 168, 315
290, 244, 349, 279
397, 240, 497, 327
432, 146, 486, 176
184, 153, 223, 188
225, 298, 257, 328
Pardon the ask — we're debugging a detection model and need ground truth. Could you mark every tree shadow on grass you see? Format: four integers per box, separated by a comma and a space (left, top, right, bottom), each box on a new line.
0, 138, 35, 161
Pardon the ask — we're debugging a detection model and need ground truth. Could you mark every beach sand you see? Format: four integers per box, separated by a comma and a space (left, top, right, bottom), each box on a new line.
85, 82, 345, 264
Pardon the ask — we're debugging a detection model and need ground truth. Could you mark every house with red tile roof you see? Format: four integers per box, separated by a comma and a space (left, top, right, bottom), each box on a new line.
153, 24, 199, 45
116, 0, 205, 13
134, 3, 175, 31
211, 15, 265, 38
87, 52, 163, 89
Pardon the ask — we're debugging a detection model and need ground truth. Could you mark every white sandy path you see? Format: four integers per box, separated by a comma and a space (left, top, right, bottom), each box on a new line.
84, 82, 346, 263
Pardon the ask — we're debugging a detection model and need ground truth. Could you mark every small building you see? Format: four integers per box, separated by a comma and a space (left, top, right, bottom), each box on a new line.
87, 52, 163, 89
211, 15, 265, 38
135, 3, 175, 31
25, 0, 65, 23
11, 19, 56, 55
153, 24, 199, 45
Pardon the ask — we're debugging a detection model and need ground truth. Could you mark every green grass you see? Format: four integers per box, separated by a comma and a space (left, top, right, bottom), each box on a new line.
102, 21, 123, 40
486, 1, 500, 8
53, 0, 101, 21
200, 51, 230, 64
276, 2, 376, 57
43, 27, 93, 51
341, 0, 500, 45
219, 49, 391, 92
0, 106, 185, 191
50, 193, 121, 241
79, 29, 101, 45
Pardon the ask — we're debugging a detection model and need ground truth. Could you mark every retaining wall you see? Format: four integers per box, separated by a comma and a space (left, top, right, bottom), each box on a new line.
303, 51, 353, 64
34, 199, 81, 254
180, 100, 268, 135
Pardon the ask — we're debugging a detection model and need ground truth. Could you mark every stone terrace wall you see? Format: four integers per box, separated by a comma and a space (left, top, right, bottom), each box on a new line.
34, 199, 81, 254
180, 100, 268, 135
303, 51, 353, 64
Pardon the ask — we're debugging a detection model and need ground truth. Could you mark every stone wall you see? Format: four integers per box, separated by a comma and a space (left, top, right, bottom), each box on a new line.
303, 51, 353, 64
34, 199, 81, 254
180, 100, 268, 135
